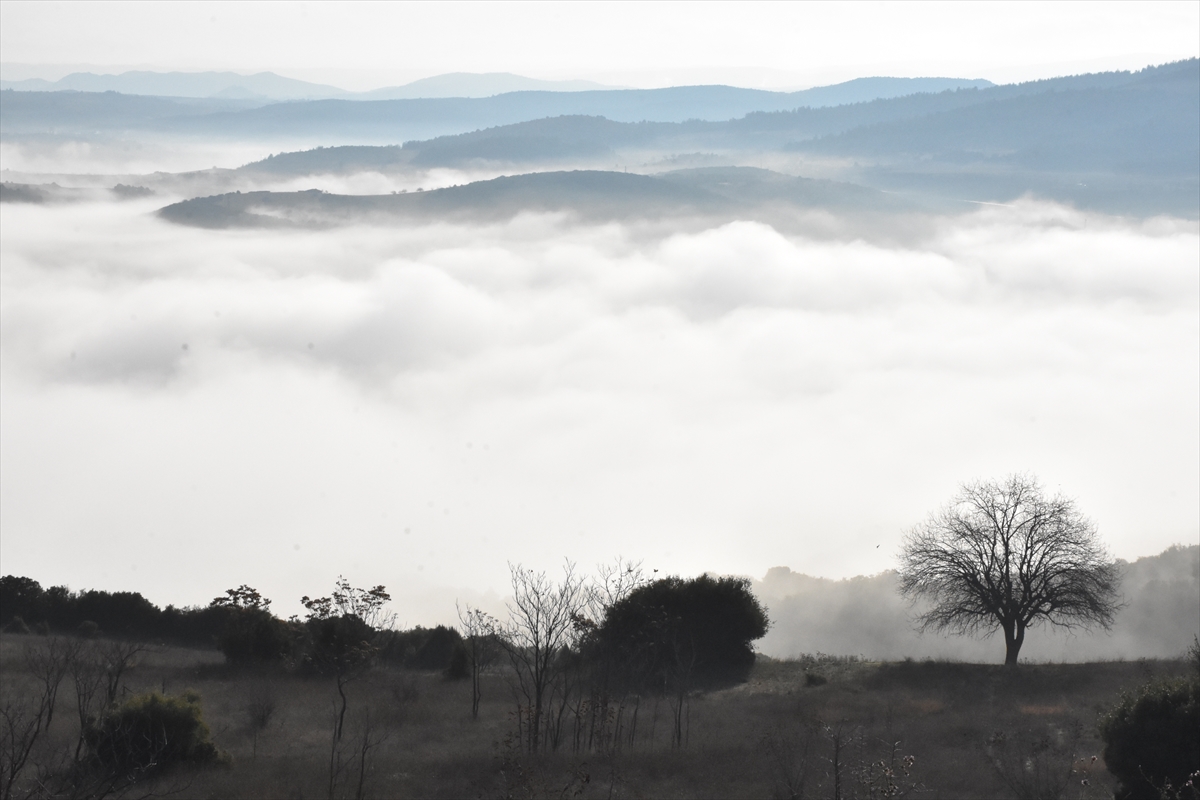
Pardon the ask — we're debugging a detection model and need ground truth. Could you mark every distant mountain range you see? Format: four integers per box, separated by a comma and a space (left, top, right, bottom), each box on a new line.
0, 68, 988, 106
221, 60, 1196, 217
4, 61, 1195, 218
0, 70, 625, 101
360, 73, 622, 99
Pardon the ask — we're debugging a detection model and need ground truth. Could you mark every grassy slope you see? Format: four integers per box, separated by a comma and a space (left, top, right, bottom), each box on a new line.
2, 632, 1190, 799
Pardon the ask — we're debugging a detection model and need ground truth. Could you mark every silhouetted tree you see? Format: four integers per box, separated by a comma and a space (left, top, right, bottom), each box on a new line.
456, 604, 500, 719
899, 475, 1120, 666
210, 585, 293, 666
301, 578, 392, 740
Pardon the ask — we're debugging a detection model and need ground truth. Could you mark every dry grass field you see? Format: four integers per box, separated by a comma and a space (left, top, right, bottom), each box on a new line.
0, 632, 1191, 799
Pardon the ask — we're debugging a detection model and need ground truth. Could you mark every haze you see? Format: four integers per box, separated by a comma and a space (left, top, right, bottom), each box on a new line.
3, 1, 1197, 89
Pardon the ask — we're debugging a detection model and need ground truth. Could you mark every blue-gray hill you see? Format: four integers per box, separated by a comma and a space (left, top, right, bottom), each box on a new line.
157, 167, 917, 229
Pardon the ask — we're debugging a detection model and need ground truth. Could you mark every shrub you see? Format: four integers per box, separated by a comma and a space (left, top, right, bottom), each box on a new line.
1099, 676, 1200, 800
76, 620, 101, 639
593, 574, 770, 691
86, 690, 223, 779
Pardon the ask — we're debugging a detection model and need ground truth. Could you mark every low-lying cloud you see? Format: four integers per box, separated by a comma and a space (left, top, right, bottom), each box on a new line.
1, 198, 1196, 629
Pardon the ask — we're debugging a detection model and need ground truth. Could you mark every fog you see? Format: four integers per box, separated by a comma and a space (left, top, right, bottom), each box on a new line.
1, 195, 1197, 633
755, 545, 1200, 662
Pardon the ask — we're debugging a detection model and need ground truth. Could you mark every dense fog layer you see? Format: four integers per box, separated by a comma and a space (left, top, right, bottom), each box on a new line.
1, 197, 1196, 632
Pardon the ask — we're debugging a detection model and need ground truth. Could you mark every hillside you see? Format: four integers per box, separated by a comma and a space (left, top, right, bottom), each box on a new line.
156, 167, 923, 229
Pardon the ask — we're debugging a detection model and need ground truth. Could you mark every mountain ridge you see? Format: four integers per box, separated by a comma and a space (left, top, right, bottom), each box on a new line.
1, 69, 990, 107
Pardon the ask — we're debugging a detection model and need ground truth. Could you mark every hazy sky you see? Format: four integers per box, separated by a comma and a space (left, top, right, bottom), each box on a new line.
2, 1, 1198, 89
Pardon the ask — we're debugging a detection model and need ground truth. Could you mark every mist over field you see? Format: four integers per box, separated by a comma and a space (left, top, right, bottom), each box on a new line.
2, 190, 1196, 643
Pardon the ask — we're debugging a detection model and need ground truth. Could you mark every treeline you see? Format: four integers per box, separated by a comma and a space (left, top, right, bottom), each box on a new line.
0, 575, 464, 672
1, 564, 772, 756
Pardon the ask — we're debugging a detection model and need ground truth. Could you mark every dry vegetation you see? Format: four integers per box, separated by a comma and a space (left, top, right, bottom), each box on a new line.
2, 632, 1192, 799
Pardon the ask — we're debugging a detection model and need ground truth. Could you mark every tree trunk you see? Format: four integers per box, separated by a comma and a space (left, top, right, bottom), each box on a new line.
1003, 620, 1025, 667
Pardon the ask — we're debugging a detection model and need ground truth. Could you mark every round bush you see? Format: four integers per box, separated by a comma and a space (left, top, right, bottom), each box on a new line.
1099, 677, 1200, 800
594, 574, 770, 691
86, 690, 223, 778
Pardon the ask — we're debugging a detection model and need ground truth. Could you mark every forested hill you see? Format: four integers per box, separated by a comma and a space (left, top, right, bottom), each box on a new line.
156, 167, 923, 230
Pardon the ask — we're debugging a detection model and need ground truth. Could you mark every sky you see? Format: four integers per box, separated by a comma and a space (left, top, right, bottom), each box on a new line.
1, 1, 1198, 624
2, 1, 1198, 90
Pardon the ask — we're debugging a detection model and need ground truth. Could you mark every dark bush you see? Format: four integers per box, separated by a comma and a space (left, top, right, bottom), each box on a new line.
2, 614, 31, 634
77, 620, 101, 639
86, 690, 223, 779
593, 574, 770, 691
1099, 676, 1200, 799
217, 609, 294, 666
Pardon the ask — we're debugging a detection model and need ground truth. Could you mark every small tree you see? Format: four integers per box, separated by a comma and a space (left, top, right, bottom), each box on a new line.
210, 585, 292, 667
301, 578, 393, 741
500, 562, 586, 753
898, 475, 1120, 666
456, 603, 500, 719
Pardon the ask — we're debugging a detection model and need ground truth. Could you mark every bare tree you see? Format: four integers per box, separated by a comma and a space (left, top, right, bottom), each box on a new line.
584, 557, 647, 622
499, 562, 586, 753
1, 638, 79, 800
898, 475, 1120, 666
455, 603, 499, 720
95, 640, 149, 708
